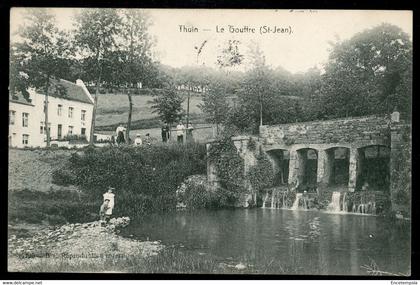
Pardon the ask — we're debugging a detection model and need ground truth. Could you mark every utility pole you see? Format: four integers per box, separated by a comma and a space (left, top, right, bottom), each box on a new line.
126, 89, 133, 143
187, 40, 207, 129
186, 86, 190, 128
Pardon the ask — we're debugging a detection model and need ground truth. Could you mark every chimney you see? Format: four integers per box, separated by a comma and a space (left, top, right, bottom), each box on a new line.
27, 88, 37, 103
76, 79, 84, 86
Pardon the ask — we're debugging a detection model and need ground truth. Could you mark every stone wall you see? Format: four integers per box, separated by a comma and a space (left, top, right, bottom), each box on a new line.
390, 123, 411, 215
260, 115, 391, 149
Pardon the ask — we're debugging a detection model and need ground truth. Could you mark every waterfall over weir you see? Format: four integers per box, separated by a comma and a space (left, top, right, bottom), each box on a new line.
262, 188, 289, 209
327, 192, 341, 212
291, 193, 303, 210
262, 193, 269, 209
261, 187, 380, 215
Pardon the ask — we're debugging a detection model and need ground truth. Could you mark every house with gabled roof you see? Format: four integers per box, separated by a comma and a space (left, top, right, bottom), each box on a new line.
9, 79, 94, 148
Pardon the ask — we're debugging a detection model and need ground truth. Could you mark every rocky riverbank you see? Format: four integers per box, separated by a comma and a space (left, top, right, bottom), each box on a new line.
8, 217, 163, 273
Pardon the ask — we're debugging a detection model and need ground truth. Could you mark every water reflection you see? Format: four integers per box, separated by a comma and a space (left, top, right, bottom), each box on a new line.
122, 209, 410, 275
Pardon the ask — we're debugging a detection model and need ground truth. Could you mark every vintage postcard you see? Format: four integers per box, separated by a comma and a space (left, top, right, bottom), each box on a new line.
8, 8, 412, 276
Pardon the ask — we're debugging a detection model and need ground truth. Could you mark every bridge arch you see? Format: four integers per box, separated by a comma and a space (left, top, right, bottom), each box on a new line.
356, 145, 391, 192
324, 146, 350, 187
266, 149, 290, 186
296, 148, 318, 188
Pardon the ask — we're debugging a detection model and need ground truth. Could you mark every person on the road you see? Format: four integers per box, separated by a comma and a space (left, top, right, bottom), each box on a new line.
116, 124, 126, 145
134, 134, 143, 146
176, 121, 186, 143
186, 123, 194, 142
161, 124, 170, 142
145, 133, 152, 146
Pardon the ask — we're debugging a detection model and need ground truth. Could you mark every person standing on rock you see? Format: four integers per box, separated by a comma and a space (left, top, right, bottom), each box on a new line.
103, 187, 115, 218
100, 199, 111, 226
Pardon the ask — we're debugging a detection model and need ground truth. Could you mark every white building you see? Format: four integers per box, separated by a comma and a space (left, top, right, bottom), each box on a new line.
9, 79, 94, 148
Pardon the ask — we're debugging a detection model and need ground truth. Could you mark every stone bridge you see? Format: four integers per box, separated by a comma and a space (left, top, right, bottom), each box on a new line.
207, 113, 411, 210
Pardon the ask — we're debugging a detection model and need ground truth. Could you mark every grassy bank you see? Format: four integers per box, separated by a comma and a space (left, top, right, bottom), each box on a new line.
8, 148, 99, 226
9, 243, 303, 274
9, 148, 76, 192
11, 244, 401, 275
8, 189, 99, 226
95, 113, 207, 131
95, 93, 205, 128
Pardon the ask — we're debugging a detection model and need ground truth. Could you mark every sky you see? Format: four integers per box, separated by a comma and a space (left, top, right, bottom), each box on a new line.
10, 8, 412, 74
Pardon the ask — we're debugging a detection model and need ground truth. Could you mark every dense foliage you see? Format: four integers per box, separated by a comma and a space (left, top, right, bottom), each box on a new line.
207, 138, 246, 206
150, 88, 185, 126
177, 175, 220, 209
390, 128, 411, 216
247, 153, 275, 193
52, 143, 206, 217
318, 24, 412, 120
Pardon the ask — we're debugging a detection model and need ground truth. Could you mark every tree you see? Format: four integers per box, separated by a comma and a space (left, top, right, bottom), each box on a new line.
199, 80, 231, 133
319, 23, 412, 119
150, 89, 184, 130
74, 9, 122, 144
12, 8, 73, 146
205, 39, 244, 136
216, 40, 244, 69
229, 44, 273, 133
111, 10, 154, 142
228, 45, 305, 133
291, 67, 322, 121
9, 48, 30, 99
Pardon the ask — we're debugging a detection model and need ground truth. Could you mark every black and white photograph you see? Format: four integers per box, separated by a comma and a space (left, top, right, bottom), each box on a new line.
8, 8, 412, 276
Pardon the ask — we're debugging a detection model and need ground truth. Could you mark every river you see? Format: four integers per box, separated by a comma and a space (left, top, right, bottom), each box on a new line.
121, 209, 410, 275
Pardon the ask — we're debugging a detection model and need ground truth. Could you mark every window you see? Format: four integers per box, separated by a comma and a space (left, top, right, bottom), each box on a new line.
81, 128, 86, 136
81, 110, 86, 121
9, 110, 16, 125
22, 134, 29, 145
58, 124, 62, 139
22, 113, 29, 127
68, 126, 74, 135
57, 104, 62, 116
68, 107, 74, 118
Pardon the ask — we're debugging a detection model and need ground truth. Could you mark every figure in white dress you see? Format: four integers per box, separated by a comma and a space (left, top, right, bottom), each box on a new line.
134, 134, 143, 146
103, 187, 115, 216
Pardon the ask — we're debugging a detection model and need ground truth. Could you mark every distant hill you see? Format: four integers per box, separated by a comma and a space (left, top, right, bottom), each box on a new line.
95, 92, 206, 130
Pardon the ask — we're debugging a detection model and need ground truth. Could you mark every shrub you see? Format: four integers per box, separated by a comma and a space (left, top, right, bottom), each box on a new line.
62, 134, 88, 142
183, 182, 215, 209
247, 153, 275, 192
208, 137, 246, 206
52, 168, 76, 186
177, 175, 219, 209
